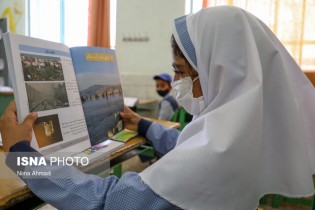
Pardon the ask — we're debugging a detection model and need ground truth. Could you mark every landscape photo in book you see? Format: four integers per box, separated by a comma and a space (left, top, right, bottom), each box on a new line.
25, 82, 69, 112
79, 84, 123, 143
71, 47, 124, 146
33, 114, 63, 148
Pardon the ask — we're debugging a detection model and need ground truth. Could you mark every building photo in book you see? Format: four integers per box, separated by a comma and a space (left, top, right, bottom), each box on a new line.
25, 82, 69, 112
20, 53, 64, 81
33, 114, 63, 148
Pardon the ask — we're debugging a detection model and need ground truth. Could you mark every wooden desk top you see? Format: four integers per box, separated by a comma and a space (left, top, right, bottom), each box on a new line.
138, 98, 158, 105
0, 92, 13, 96
0, 149, 32, 209
0, 119, 179, 209
0, 90, 14, 95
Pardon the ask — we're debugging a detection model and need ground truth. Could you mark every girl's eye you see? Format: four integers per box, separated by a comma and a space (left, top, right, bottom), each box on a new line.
173, 69, 185, 75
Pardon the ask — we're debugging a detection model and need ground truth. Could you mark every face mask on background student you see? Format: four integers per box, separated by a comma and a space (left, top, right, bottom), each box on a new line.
171, 76, 205, 115
157, 90, 170, 97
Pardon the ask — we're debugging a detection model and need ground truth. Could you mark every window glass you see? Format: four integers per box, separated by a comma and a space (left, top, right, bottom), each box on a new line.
64, 0, 89, 47
29, 0, 61, 43
190, 0, 315, 70
29, 0, 88, 47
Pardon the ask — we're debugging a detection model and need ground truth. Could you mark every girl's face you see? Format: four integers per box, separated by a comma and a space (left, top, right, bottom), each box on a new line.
171, 54, 203, 98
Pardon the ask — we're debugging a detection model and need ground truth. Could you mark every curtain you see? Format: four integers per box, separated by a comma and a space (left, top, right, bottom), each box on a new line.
203, 0, 208, 8
87, 0, 110, 48
203, 0, 315, 71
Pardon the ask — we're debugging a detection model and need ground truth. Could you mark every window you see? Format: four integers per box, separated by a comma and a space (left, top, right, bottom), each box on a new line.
193, 0, 315, 70
28, 0, 89, 47
187, 0, 203, 14
28, 0, 117, 48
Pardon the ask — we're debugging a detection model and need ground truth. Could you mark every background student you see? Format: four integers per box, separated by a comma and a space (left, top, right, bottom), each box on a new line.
153, 73, 179, 121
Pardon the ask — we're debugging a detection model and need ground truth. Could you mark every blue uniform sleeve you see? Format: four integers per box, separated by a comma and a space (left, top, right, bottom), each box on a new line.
138, 119, 180, 156
9, 141, 36, 152
24, 168, 181, 210
6, 141, 182, 210
6, 141, 41, 173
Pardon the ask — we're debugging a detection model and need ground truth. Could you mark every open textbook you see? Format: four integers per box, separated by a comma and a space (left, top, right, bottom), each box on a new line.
3, 32, 137, 161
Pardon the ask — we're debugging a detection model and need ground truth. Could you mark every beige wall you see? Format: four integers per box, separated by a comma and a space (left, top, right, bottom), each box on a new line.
116, 0, 185, 100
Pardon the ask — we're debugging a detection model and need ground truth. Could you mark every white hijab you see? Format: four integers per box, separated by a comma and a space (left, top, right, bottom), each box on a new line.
140, 6, 315, 210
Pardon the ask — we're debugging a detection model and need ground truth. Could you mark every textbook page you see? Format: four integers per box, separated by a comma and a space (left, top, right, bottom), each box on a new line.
3, 33, 90, 155
70, 47, 124, 146
124, 96, 139, 108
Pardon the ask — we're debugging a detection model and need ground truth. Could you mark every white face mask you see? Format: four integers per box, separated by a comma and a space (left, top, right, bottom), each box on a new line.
171, 76, 206, 115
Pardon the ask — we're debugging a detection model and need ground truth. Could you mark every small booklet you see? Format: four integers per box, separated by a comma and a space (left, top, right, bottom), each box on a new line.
3, 32, 130, 161
111, 129, 138, 143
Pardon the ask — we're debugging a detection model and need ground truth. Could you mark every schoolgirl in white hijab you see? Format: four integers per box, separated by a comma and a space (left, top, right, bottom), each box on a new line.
140, 6, 315, 210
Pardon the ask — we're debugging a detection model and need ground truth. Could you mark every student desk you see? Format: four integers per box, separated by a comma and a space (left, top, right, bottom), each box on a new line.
0, 119, 180, 209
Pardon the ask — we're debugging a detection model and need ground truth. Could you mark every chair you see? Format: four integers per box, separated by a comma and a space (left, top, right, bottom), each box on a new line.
171, 106, 192, 131
270, 194, 314, 208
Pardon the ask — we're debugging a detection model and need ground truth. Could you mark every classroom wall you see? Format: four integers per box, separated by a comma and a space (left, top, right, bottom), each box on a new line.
0, 0, 26, 87
116, 0, 185, 100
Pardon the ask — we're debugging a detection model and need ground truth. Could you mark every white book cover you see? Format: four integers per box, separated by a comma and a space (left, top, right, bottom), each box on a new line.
3, 33, 127, 164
